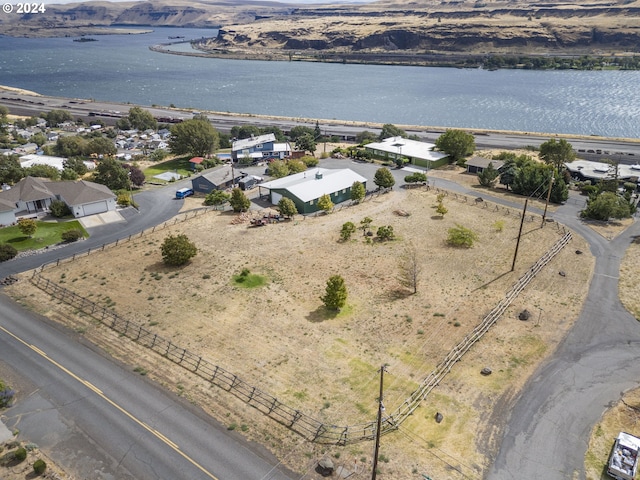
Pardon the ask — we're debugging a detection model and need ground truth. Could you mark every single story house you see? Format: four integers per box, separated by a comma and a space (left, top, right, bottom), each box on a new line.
364, 136, 448, 169
231, 134, 292, 163
565, 159, 640, 184
0, 176, 117, 223
465, 156, 505, 174
191, 165, 245, 194
0, 197, 16, 226
259, 168, 367, 214
19, 154, 67, 171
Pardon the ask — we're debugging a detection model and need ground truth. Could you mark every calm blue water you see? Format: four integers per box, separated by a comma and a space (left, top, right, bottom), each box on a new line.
1, 27, 639, 138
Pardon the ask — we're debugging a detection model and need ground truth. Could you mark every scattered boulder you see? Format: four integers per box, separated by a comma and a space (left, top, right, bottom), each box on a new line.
435, 412, 443, 423
481, 367, 492, 376
575, 250, 583, 255
559, 271, 566, 277
518, 309, 531, 321
316, 458, 335, 477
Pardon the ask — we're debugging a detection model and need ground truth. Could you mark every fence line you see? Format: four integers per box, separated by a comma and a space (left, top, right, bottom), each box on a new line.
30, 215, 572, 444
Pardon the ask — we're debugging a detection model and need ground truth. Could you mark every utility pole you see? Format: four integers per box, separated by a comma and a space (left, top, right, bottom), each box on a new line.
541, 172, 554, 227
371, 365, 386, 480
511, 198, 528, 272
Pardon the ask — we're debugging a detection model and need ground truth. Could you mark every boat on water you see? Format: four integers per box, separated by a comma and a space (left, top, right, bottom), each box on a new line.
168, 35, 185, 39
73, 37, 97, 42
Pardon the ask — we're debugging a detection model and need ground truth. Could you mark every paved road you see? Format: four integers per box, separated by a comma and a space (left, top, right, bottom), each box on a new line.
487, 195, 640, 480
0, 294, 297, 480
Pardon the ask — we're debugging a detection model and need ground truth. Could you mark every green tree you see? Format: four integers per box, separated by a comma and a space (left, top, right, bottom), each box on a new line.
86, 137, 116, 156
0, 155, 24, 184
300, 155, 319, 168
18, 218, 37, 238
404, 172, 427, 184
581, 191, 634, 221
374, 167, 395, 189
539, 138, 576, 172
350, 181, 366, 203
161, 234, 197, 266
204, 190, 231, 209
477, 162, 499, 187
231, 125, 261, 139
25, 164, 60, 180
376, 225, 395, 241
268, 160, 290, 178
63, 157, 88, 176
360, 216, 373, 236
0, 105, 8, 133
229, 187, 250, 212
61, 168, 78, 180
56, 136, 87, 157
31, 132, 47, 147
356, 130, 378, 144
92, 158, 130, 190
550, 177, 569, 203
499, 159, 517, 191
41, 109, 73, 127
447, 224, 478, 248
436, 201, 448, 217
320, 275, 348, 311
169, 119, 220, 157
0, 244, 18, 262
435, 129, 475, 164
379, 123, 406, 140
49, 200, 71, 218
287, 159, 307, 174
317, 193, 334, 213
126, 106, 157, 131
340, 221, 356, 241
289, 126, 314, 140
33, 459, 47, 475
295, 133, 316, 155
278, 197, 298, 218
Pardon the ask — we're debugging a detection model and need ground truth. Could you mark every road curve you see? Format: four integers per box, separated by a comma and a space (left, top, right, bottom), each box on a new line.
0, 293, 298, 480
487, 197, 640, 479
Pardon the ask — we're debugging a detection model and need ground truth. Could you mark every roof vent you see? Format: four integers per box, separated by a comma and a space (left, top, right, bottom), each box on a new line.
315, 172, 323, 180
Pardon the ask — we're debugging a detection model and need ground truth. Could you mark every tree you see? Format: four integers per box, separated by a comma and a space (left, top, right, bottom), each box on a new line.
350, 181, 366, 203
317, 193, 334, 213
404, 172, 427, 184
169, 119, 220, 157
447, 224, 478, 248
550, 176, 569, 204
49, 200, 71, 218
92, 158, 130, 190
268, 160, 289, 178
435, 129, 475, 164
0, 105, 8, 133
0, 244, 18, 262
41, 109, 72, 127
499, 159, 517, 191
86, 137, 116, 156
436, 201, 448, 217
320, 275, 347, 311
477, 162, 500, 187
63, 157, 88, 176
0, 155, 24, 184
581, 191, 634, 221
126, 107, 157, 131
340, 221, 356, 241
31, 132, 47, 147
376, 225, 395, 241
231, 125, 261, 139
229, 187, 250, 212
61, 168, 78, 180
278, 197, 298, 218
374, 167, 395, 189
56, 136, 86, 157
295, 133, 316, 155
25, 164, 60, 180
360, 216, 373, 236
287, 159, 307, 174
356, 130, 378, 144
204, 190, 231, 209
18, 218, 37, 238
398, 245, 421, 294
161, 234, 197, 266
289, 126, 314, 140
539, 138, 576, 172
379, 123, 406, 140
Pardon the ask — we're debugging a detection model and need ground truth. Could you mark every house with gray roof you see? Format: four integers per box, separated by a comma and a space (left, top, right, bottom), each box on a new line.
364, 136, 448, 169
191, 165, 245, 194
259, 168, 367, 214
0, 176, 116, 224
231, 134, 292, 163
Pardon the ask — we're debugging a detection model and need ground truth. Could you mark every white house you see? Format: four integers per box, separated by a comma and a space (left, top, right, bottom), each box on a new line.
364, 136, 448, 169
19, 154, 67, 171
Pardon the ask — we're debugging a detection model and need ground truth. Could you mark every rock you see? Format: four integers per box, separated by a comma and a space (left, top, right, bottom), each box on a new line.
316, 458, 334, 477
435, 412, 443, 423
575, 250, 583, 254
559, 271, 566, 277
518, 309, 531, 321
481, 367, 492, 376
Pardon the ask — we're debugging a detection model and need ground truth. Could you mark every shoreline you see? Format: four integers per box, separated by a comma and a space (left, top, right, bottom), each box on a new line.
2, 84, 639, 144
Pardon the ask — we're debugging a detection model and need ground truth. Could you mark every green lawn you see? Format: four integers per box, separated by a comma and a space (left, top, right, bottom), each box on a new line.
143, 156, 193, 182
0, 220, 88, 251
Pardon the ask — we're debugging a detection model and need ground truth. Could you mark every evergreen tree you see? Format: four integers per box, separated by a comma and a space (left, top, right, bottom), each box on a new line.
229, 187, 251, 212
320, 275, 348, 311
374, 167, 395, 189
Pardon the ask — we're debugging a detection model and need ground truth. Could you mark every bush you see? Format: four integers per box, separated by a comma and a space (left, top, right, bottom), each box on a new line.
0, 244, 18, 262
161, 234, 197, 266
447, 224, 478, 248
49, 200, 71, 218
117, 193, 131, 207
33, 459, 47, 475
0, 380, 15, 407
14, 447, 27, 462
61, 229, 84, 243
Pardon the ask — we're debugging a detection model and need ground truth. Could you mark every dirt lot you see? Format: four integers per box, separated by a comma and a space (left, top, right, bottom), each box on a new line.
6, 184, 593, 479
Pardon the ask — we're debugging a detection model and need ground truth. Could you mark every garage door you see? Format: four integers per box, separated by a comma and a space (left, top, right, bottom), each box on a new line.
81, 201, 108, 216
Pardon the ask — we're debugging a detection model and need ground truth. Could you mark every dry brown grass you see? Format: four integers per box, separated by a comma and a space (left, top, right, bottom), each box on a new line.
8, 187, 593, 479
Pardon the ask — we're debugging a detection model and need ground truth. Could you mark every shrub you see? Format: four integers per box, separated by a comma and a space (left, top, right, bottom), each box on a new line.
447, 224, 479, 248
117, 193, 131, 207
0, 244, 18, 262
49, 200, 71, 218
161, 234, 197, 266
320, 275, 348, 311
0, 380, 15, 407
376, 225, 395, 241
61, 229, 83, 243
33, 459, 47, 475
14, 447, 27, 462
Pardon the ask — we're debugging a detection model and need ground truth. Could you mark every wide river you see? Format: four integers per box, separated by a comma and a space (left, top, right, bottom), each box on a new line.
1, 26, 639, 138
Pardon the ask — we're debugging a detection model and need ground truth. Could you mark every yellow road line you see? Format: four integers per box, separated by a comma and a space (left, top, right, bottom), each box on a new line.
1, 325, 219, 480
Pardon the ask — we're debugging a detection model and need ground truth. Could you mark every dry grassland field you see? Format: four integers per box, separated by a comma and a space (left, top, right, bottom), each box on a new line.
8, 186, 594, 479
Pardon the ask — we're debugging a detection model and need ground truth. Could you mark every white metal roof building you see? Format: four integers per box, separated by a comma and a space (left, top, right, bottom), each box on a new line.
565, 159, 640, 182
364, 136, 449, 169
260, 168, 367, 214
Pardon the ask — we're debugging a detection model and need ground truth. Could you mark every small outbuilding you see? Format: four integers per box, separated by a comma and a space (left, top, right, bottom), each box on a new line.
465, 156, 505, 174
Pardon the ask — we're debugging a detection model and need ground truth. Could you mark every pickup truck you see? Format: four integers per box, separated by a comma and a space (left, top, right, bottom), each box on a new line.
608, 432, 640, 480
